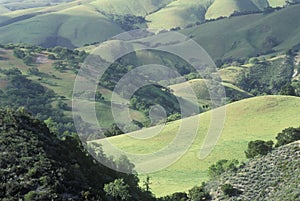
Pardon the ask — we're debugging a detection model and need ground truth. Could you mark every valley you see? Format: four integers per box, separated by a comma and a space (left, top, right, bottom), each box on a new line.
0, 0, 300, 200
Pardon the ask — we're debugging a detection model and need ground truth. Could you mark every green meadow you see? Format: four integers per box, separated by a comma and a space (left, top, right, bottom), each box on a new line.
90, 95, 300, 196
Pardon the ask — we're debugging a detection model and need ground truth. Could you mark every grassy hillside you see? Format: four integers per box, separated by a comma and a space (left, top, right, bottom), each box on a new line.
89, 0, 173, 16
268, 0, 286, 7
0, 5, 10, 13
0, 0, 74, 10
205, 0, 260, 19
182, 4, 300, 60
208, 141, 300, 200
252, 0, 270, 9
0, 1, 299, 50
146, 0, 211, 29
90, 96, 300, 196
0, 4, 123, 48
169, 78, 252, 106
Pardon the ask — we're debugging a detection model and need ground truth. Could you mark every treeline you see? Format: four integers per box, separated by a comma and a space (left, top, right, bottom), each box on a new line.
0, 43, 88, 71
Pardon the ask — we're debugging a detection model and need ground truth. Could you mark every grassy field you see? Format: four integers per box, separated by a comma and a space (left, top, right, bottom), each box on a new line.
90, 95, 300, 196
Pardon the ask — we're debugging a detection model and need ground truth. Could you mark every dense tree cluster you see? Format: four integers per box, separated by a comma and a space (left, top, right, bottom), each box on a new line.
237, 56, 294, 95
275, 127, 300, 147
111, 14, 147, 31
0, 108, 155, 200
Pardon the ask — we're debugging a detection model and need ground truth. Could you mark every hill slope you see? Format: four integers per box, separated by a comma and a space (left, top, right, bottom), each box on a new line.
0, 1, 300, 50
0, 1, 300, 48
0, 107, 151, 200
169, 79, 252, 105
89, 0, 173, 16
0, 4, 123, 48
205, 0, 260, 19
146, 0, 211, 29
208, 141, 300, 200
90, 95, 300, 196
182, 4, 300, 60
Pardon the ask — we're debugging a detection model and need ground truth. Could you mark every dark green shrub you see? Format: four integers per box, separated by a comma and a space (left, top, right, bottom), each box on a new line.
245, 140, 273, 158
275, 127, 300, 147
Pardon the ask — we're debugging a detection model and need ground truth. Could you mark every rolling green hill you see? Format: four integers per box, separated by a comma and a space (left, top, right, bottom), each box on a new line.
0, 4, 123, 48
182, 4, 300, 60
90, 95, 300, 196
205, 0, 260, 20
89, 0, 173, 16
0, 1, 299, 50
0, 1, 299, 48
169, 78, 252, 106
146, 0, 211, 29
0, 0, 74, 10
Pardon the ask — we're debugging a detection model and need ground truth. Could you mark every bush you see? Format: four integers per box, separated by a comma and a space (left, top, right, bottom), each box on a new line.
24, 191, 37, 201
188, 183, 211, 201
221, 184, 237, 197
159, 192, 188, 201
245, 140, 273, 158
104, 179, 131, 201
208, 159, 239, 178
275, 127, 300, 147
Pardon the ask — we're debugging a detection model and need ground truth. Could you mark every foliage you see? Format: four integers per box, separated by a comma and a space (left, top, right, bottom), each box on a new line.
0, 107, 154, 200
143, 175, 152, 193
111, 14, 147, 31
280, 83, 296, 96
275, 127, 300, 147
188, 183, 211, 201
209, 142, 300, 200
237, 57, 294, 95
245, 140, 273, 158
104, 179, 131, 201
208, 159, 239, 178
13, 47, 35, 65
49, 47, 87, 71
0, 69, 76, 137
221, 184, 239, 197
158, 192, 188, 201
166, 113, 181, 122
104, 123, 124, 137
